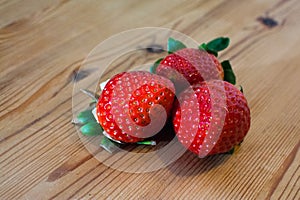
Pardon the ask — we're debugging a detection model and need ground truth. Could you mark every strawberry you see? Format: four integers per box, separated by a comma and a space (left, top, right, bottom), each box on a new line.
173, 80, 250, 157
155, 48, 224, 92
96, 71, 175, 143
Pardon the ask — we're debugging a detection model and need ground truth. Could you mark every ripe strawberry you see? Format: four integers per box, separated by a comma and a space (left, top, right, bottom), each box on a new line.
96, 71, 175, 143
173, 80, 250, 157
156, 48, 224, 92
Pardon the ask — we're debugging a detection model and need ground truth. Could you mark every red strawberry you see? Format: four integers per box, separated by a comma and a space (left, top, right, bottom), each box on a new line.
173, 80, 250, 157
156, 48, 224, 92
96, 71, 175, 143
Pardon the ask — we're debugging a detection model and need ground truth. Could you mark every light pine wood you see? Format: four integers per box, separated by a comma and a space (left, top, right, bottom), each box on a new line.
1, 0, 300, 199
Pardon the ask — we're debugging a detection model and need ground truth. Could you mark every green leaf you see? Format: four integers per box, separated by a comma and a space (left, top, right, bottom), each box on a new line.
207, 49, 218, 57
136, 140, 156, 145
198, 43, 207, 51
167, 37, 186, 53
198, 43, 218, 57
206, 37, 230, 52
76, 109, 96, 124
221, 60, 232, 70
80, 121, 103, 136
100, 136, 120, 153
221, 60, 236, 85
150, 58, 163, 73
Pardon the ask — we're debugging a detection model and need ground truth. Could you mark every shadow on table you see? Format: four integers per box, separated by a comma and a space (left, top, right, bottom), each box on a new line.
166, 150, 231, 177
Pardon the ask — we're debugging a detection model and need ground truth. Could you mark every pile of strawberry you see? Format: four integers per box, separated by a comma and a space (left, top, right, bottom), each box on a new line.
74, 37, 251, 157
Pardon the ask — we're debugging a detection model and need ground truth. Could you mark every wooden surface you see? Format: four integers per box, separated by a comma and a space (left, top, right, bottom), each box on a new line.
1, 0, 300, 199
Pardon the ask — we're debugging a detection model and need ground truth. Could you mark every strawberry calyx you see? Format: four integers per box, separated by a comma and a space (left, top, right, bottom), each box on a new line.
166, 36, 230, 57
167, 37, 187, 53
199, 43, 218, 57
150, 58, 163, 73
199, 37, 230, 57
136, 140, 157, 145
221, 60, 236, 85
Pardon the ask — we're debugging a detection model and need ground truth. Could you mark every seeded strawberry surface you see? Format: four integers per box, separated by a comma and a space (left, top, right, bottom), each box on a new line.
97, 71, 175, 143
173, 80, 250, 156
156, 48, 223, 92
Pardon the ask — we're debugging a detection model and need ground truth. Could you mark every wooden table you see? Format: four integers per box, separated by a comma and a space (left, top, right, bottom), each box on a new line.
1, 0, 300, 199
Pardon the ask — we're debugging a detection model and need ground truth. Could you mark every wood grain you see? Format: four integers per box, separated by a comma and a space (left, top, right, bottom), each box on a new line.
1, 0, 300, 199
